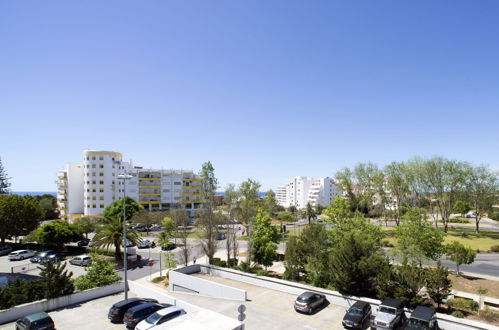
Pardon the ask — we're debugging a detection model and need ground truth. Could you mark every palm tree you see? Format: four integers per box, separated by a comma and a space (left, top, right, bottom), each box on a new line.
306, 202, 316, 224
93, 216, 141, 260
157, 231, 172, 249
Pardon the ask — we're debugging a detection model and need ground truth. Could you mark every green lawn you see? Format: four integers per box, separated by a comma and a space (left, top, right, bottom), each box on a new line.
380, 226, 499, 251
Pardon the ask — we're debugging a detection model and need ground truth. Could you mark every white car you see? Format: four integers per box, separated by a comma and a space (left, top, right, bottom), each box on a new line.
8, 250, 36, 261
135, 306, 186, 330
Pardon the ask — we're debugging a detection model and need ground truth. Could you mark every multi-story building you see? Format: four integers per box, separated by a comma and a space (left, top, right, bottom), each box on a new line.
56, 150, 202, 221
276, 176, 339, 209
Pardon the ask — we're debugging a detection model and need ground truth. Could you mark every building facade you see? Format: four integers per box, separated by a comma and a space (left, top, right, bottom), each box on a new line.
276, 176, 339, 209
57, 150, 202, 220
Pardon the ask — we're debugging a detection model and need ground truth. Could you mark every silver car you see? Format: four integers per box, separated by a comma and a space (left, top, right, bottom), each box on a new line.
69, 255, 92, 266
8, 250, 36, 261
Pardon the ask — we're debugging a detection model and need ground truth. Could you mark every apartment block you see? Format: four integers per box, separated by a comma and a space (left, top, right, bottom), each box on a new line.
276, 176, 339, 209
56, 150, 202, 220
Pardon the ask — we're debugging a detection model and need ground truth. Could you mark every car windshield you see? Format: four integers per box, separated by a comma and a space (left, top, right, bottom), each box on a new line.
349, 308, 364, 316
145, 312, 161, 323
408, 318, 429, 329
297, 296, 310, 303
379, 306, 396, 315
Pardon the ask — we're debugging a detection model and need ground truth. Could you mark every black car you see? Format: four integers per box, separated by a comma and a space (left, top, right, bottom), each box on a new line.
161, 242, 176, 251
40, 252, 65, 263
123, 303, 171, 329
30, 250, 57, 263
294, 291, 327, 314
134, 225, 147, 232
342, 301, 372, 329
406, 306, 438, 330
77, 238, 91, 247
108, 298, 158, 323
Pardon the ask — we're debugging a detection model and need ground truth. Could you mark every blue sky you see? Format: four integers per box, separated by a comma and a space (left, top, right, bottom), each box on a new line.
1, 0, 498, 191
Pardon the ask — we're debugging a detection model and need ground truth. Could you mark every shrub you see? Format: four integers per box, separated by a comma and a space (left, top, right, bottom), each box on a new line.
74, 254, 121, 291
255, 269, 268, 276
489, 212, 499, 221
213, 259, 227, 268
451, 310, 465, 318
490, 245, 499, 253
447, 298, 479, 312
381, 240, 395, 247
152, 276, 166, 284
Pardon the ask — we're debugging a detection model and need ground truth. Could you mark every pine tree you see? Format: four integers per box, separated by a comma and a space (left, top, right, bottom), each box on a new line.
0, 157, 10, 195
38, 260, 74, 298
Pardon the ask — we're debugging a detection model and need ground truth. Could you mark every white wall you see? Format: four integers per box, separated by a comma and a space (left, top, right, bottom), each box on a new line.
169, 267, 247, 301
0, 282, 124, 324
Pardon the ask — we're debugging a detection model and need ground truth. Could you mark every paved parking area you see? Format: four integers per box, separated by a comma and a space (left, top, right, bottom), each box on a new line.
170, 274, 349, 330
0, 292, 136, 330
0, 254, 87, 279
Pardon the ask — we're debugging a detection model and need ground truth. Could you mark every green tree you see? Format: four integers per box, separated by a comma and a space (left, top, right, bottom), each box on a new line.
37, 194, 59, 220
426, 261, 451, 310
251, 210, 280, 269
162, 216, 175, 244
0, 278, 45, 309
446, 241, 476, 275
465, 165, 498, 234
393, 207, 446, 265
38, 260, 74, 299
171, 209, 190, 266
72, 217, 97, 239
224, 183, 240, 206
263, 190, 279, 217
324, 196, 353, 226
0, 195, 42, 243
288, 205, 297, 214
328, 230, 389, 297
103, 196, 143, 222
198, 161, 219, 264
335, 167, 358, 212
305, 202, 316, 224
384, 161, 410, 225
453, 201, 471, 218
93, 216, 141, 260
30, 221, 83, 250
163, 251, 178, 278
237, 178, 261, 261
0, 157, 10, 195
74, 254, 121, 291
277, 212, 295, 223
315, 204, 325, 215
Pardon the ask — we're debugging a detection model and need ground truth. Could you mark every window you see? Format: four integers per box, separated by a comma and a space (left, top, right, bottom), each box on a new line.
99, 156, 103, 160
99, 164, 104, 168
174, 182, 181, 185
99, 204, 104, 208
92, 164, 96, 168
87, 181, 90, 184
99, 172, 104, 176
92, 156, 96, 160
92, 188, 96, 192
99, 180, 104, 184
112, 164, 115, 168
92, 196, 96, 200
112, 180, 115, 184
92, 172, 96, 176
92, 180, 96, 184
163, 189, 170, 192
92, 204, 96, 208
100, 196, 104, 200
99, 188, 104, 192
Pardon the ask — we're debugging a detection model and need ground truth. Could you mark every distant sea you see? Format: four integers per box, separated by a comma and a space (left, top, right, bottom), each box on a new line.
216, 191, 266, 197
11, 192, 57, 197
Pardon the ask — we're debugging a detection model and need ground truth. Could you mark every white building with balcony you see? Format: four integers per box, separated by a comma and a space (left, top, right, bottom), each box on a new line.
276, 176, 339, 209
56, 150, 202, 220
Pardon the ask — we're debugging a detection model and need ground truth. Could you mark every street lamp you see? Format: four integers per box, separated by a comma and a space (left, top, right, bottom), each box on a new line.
117, 173, 133, 300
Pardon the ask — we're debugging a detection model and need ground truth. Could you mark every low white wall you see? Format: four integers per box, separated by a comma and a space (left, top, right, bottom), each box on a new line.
200, 265, 497, 330
0, 281, 124, 324
128, 280, 201, 313
169, 268, 246, 301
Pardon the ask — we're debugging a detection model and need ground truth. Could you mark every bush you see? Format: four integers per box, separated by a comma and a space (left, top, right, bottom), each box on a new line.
381, 240, 395, 247
490, 245, 499, 253
447, 298, 479, 312
448, 217, 470, 224
255, 269, 268, 276
0, 279, 46, 309
74, 254, 121, 291
451, 310, 465, 318
478, 307, 499, 322
151, 276, 166, 284
489, 212, 499, 221
227, 258, 238, 267
213, 259, 227, 268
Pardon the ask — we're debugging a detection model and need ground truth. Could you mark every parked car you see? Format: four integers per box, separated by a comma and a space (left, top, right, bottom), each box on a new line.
138, 240, 153, 249
406, 306, 438, 330
30, 250, 57, 263
0, 245, 13, 256
122, 239, 135, 247
77, 238, 91, 247
135, 306, 186, 330
372, 298, 406, 330
123, 303, 171, 329
148, 224, 161, 231
134, 225, 147, 232
294, 291, 327, 314
15, 312, 55, 330
342, 301, 372, 329
108, 298, 159, 323
69, 255, 92, 266
88, 240, 96, 247
8, 250, 37, 261
216, 233, 226, 240
161, 242, 176, 251
40, 252, 65, 264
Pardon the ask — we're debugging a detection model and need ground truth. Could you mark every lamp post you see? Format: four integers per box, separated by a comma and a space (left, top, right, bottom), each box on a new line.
117, 173, 133, 300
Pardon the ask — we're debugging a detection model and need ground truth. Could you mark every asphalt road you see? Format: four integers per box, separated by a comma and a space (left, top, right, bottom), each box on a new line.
440, 253, 499, 278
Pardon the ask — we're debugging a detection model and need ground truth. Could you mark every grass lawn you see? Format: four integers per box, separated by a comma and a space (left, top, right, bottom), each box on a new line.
379, 226, 499, 251
450, 274, 499, 298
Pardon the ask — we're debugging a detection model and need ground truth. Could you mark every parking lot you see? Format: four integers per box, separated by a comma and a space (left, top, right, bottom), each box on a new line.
0, 253, 88, 279
170, 274, 350, 330
0, 292, 137, 330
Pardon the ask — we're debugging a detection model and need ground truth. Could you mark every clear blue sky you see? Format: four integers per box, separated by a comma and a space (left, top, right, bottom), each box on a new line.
1, 0, 498, 192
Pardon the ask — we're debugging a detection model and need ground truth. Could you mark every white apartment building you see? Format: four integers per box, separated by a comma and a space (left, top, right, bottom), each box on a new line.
276, 176, 339, 209
57, 150, 202, 220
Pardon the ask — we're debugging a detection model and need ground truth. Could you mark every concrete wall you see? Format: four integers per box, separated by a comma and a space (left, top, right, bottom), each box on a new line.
169, 267, 247, 301
127, 280, 201, 313
0, 282, 124, 324
200, 265, 497, 330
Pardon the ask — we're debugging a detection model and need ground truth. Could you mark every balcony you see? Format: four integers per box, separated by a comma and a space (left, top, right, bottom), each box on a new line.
183, 178, 202, 182
139, 201, 161, 204
183, 185, 202, 189
139, 185, 160, 189
139, 193, 160, 196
